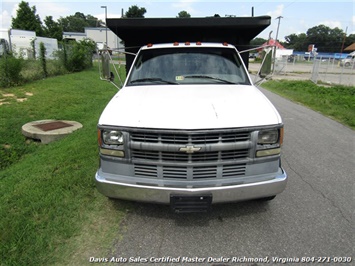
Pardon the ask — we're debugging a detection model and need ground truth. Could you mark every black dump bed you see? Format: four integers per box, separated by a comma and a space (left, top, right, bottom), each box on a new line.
106, 16, 271, 72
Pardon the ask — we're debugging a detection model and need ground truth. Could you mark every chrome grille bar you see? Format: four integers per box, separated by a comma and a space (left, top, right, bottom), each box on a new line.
130, 129, 251, 180
134, 163, 247, 179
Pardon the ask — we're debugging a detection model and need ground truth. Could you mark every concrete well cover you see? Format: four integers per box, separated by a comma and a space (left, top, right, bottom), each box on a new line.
22, 119, 83, 144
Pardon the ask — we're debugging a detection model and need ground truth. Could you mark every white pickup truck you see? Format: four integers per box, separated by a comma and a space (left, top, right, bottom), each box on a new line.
95, 41, 287, 212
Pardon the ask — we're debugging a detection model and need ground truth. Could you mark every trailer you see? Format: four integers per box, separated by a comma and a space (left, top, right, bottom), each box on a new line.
34, 36, 58, 59
0, 29, 58, 59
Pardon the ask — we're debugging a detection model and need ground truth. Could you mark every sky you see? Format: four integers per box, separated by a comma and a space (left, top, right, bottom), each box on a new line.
1, 0, 354, 42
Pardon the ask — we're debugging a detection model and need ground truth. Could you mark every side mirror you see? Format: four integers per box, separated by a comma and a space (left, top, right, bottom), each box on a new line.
98, 48, 136, 90
101, 51, 113, 81
258, 49, 272, 78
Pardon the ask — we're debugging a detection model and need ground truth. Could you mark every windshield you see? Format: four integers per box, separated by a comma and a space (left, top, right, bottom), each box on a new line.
126, 47, 251, 86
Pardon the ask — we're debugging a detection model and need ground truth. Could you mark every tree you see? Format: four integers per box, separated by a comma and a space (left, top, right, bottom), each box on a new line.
306, 25, 344, 52
43, 16, 63, 40
125, 5, 147, 18
86, 14, 102, 27
58, 12, 101, 33
177, 11, 191, 18
250, 37, 267, 48
284, 25, 348, 52
284, 33, 307, 51
11, 1, 43, 36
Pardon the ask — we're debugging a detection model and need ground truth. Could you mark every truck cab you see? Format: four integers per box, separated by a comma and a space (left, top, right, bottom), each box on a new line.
95, 41, 287, 212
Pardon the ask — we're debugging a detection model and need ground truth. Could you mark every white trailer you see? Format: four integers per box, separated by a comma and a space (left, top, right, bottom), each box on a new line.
1, 29, 58, 59
34, 37, 58, 59
10, 35, 35, 59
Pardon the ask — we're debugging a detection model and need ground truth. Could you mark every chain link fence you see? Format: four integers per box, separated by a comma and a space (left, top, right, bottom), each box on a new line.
250, 56, 355, 87
310, 58, 354, 86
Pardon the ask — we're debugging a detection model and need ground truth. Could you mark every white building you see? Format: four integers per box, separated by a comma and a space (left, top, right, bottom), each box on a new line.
62, 32, 86, 42
63, 27, 123, 51
85, 27, 123, 50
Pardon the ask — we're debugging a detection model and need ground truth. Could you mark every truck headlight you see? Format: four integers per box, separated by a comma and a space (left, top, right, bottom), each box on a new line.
258, 129, 279, 144
256, 128, 283, 157
102, 130, 124, 145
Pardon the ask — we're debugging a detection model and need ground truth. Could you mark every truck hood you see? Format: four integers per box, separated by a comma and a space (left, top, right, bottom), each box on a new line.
99, 84, 282, 129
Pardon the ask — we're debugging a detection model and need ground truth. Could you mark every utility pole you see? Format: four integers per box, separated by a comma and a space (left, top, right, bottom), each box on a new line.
340, 26, 348, 53
272, 16, 283, 74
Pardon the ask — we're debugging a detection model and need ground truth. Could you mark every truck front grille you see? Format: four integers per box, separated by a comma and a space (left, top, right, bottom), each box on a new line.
130, 129, 251, 180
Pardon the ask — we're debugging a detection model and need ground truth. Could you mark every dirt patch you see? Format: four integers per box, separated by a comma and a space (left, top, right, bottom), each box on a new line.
1, 91, 33, 106
0, 99, 10, 106
3, 93, 15, 97
17, 98, 27, 102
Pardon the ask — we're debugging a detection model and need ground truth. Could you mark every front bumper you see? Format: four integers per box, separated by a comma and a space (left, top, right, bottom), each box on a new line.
95, 168, 287, 204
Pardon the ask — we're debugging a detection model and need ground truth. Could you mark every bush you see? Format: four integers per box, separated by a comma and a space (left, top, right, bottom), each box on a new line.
0, 38, 96, 88
39, 42, 48, 78
58, 38, 96, 72
0, 54, 24, 87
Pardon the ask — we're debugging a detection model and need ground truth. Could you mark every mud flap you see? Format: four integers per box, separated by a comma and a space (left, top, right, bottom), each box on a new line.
170, 194, 212, 213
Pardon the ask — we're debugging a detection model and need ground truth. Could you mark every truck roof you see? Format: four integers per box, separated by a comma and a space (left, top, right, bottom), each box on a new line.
106, 16, 271, 71
140, 42, 236, 50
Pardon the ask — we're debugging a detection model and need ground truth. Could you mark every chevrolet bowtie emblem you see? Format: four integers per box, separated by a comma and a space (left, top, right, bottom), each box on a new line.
179, 145, 201, 154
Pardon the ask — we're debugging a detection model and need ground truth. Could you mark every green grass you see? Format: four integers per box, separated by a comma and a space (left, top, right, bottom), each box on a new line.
0, 66, 129, 265
262, 80, 355, 129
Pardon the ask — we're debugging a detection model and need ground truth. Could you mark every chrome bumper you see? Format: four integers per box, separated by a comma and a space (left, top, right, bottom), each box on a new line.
95, 168, 287, 204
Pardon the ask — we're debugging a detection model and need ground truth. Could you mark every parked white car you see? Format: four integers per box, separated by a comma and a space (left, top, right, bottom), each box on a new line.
340, 52, 355, 67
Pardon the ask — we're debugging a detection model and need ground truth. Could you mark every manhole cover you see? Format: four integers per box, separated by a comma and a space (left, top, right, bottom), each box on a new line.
22, 120, 83, 144
33, 121, 73, 132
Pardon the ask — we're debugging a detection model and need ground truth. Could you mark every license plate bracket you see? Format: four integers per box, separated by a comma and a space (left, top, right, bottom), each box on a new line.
170, 194, 212, 213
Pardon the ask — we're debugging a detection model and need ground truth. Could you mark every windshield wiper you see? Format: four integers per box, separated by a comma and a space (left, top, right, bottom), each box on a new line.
183, 75, 238, 84
129, 78, 178, 85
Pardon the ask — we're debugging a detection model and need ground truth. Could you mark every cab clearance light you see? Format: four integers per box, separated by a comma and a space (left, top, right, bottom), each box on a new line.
147, 43, 153, 47
223, 42, 229, 46
173, 42, 202, 46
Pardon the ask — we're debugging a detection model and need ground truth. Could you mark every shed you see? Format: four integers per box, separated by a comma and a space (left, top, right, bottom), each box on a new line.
106, 16, 271, 72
